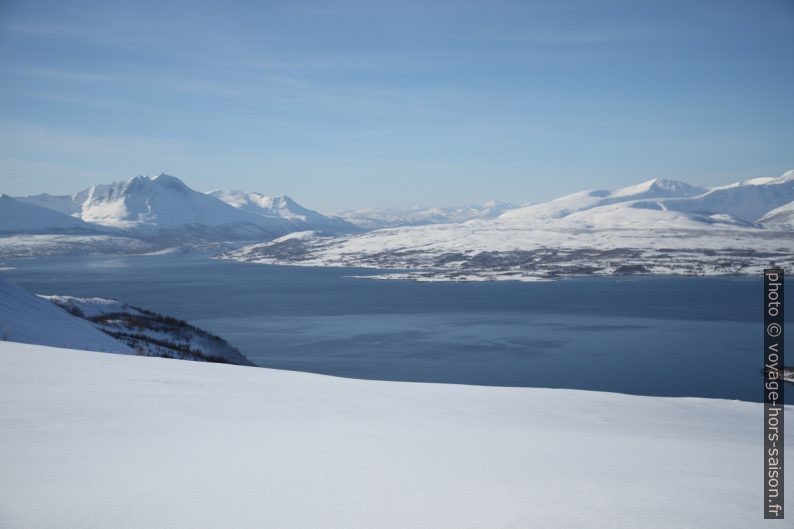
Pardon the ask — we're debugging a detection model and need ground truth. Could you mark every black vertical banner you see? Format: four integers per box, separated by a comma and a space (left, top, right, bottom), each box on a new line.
764, 269, 784, 519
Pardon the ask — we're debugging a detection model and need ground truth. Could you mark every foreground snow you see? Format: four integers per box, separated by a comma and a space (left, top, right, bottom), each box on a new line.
0, 341, 788, 528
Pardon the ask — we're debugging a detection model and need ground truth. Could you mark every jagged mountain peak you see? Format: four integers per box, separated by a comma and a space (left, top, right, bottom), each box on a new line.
112, 173, 189, 194
74, 174, 277, 232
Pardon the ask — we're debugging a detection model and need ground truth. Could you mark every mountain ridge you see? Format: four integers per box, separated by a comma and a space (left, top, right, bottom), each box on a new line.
221, 170, 794, 281
10, 174, 358, 243
337, 201, 519, 230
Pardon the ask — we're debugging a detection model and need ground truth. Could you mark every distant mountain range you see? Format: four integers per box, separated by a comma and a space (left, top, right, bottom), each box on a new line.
7, 173, 358, 240
0, 173, 528, 257
336, 201, 519, 230
1, 174, 522, 258
3, 170, 794, 272
209, 189, 356, 234
500, 172, 794, 226
0, 174, 368, 255
221, 170, 794, 280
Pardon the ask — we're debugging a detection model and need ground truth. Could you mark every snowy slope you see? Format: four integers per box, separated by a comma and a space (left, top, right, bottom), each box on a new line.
222, 171, 794, 280
664, 170, 794, 223
501, 178, 706, 221
223, 214, 794, 280
0, 277, 132, 354
43, 295, 253, 365
0, 276, 250, 364
758, 200, 794, 229
0, 342, 789, 529
14, 192, 84, 216
0, 194, 98, 234
339, 201, 518, 229
210, 189, 358, 234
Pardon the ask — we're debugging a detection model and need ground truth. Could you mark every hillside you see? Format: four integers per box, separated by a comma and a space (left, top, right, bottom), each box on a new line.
1, 341, 788, 529
44, 295, 253, 365
0, 194, 100, 234
0, 277, 133, 353
0, 277, 251, 365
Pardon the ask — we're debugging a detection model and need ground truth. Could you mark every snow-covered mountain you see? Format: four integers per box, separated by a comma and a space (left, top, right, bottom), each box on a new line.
210, 189, 358, 234
222, 170, 794, 280
74, 174, 294, 240
662, 170, 794, 224
0, 194, 101, 234
0, 276, 251, 365
7, 174, 357, 250
15, 191, 85, 216
500, 178, 707, 221
337, 201, 518, 230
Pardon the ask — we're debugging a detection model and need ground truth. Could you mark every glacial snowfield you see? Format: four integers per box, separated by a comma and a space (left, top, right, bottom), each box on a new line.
223, 172, 794, 280
0, 341, 788, 529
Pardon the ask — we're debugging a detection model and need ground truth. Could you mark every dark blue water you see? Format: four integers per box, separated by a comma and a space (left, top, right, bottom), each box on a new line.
2, 253, 788, 403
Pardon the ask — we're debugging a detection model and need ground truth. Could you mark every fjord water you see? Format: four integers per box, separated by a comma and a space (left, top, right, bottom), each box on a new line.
2, 253, 786, 403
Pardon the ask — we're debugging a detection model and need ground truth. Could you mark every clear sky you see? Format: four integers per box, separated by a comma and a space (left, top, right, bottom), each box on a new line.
0, 0, 792, 212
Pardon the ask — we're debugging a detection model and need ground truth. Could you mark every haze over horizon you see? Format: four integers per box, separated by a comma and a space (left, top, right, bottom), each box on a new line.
1, 0, 792, 211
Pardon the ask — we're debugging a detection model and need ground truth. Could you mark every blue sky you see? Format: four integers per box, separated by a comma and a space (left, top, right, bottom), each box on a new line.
0, 0, 792, 211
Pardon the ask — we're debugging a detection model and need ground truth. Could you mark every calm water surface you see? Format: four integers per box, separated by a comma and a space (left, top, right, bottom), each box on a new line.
2, 253, 787, 403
